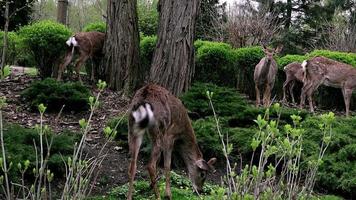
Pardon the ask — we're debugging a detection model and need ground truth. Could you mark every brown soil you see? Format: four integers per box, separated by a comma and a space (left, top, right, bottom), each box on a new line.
0, 74, 225, 197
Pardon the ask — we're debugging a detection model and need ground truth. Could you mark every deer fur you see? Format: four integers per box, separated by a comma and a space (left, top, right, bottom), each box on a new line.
56, 31, 105, 82
300, 56, 356, 116
282, 62, 305, 103
254, 45, 283, 107
127, 84, 216, 200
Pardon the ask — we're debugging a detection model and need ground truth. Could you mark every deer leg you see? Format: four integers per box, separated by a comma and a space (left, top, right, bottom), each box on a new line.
127, 134, 143, 200
255, 85, 261, 107
74, 54, 89, 83
290, 81, 296, 104
342, 88, 353, 117
300, 81, 312, 109
263, 84, 271, 107
147, 143, 162, 200
282, 76, 292, 103
57, 50, 73, 81
163, 141, 174, 200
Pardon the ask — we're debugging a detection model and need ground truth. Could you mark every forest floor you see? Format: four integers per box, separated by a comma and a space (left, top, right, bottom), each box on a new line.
0, 73, 224, 197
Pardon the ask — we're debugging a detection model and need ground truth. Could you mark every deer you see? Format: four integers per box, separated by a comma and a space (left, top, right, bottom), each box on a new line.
300, 56, 356, 116
254, 44, 283, 107
282, 62, 305, 104
56, 31, 105, 83
127, 84, 217, 200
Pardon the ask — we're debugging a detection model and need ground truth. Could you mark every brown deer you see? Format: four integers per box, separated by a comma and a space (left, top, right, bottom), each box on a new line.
254, 44, 283, 107
127, 84, 216, 200
300, 56, 356, 116
282, 62, 305, 103
56, 31, 105, 82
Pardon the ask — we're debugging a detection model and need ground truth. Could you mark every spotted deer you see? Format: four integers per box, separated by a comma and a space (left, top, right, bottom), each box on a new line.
127, 84, 216, 200
254, 44, 283, 107
282, 62, 305, 103
300, 56, 356, 116
56, 31, 105, 82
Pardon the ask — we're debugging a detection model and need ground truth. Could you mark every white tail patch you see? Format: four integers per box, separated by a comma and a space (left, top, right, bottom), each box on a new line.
301, 60, 308, 72
132, 103, 155, 125
66, 36, 79, 47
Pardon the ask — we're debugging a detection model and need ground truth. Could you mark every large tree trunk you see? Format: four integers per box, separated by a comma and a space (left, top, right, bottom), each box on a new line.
57, 0, 68, 25
150, 0, 201, 96
104, 0, 142, 95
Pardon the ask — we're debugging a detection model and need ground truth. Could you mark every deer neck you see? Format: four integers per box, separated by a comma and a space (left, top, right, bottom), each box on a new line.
178, 134, 203, 176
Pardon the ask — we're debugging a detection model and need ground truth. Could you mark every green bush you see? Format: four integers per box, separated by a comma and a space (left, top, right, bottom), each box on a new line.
140, 36, 157, 73
137, 1, 158, 36
181, 83, 248, 118
2, 124, 80, 180
83, 22, 106, 33
234, 46, 265, 98
106, 114, 129, 141
277, 54, 308, 69
21, 78, 91, 112
0, 31, 19, 65
194, 41, 237, 87
301, 116, 356, 198
308, 50, 356, 67
17, 20, 72, 77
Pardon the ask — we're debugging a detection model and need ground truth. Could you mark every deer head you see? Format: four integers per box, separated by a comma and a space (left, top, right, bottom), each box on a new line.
262, 44, 283, 60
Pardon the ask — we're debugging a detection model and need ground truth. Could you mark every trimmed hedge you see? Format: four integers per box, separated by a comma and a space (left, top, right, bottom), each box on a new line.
308, 50, 356, 67
21, 78, 91, 112
83, 22, 106, 33
17, 20, 72, 77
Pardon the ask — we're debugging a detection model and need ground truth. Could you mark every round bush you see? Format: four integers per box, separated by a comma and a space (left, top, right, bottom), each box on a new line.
83, 22, 106, 33
234, 46, 265, 98
140, 36, 157, 73
277, 54, 308, 69
21, 78, 91, 112
308, 50, 356, 67
17, 20, 72, 77
195, 41, 237, 87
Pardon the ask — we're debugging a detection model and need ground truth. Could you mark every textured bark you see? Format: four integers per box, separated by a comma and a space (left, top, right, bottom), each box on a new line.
104, 0, 142, 94
150, 0, 200, 96
57, 0, 68, 25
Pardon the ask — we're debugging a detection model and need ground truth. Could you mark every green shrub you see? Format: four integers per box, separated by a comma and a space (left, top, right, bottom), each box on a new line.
0, 31, 18, 65
83, 22, 106, 33
194, 41, 237, 87
277, 54, 308, 69
21, 78, 91, 112
140, 36, 157, 73
234, 46, 265, 98
17, 20, 72, 77
308, 50, 356, 67
181, 83, 248, 117
2, 124, 80, 180
137, 1, 158, 36
301, 116, 356, 198
106, 114, 129, 141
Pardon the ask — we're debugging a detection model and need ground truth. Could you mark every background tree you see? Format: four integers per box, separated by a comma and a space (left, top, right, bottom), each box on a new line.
0, 0, 34, 31
57, 0, 69, 25
103, 0, 143, 95
150, 0, 201, 96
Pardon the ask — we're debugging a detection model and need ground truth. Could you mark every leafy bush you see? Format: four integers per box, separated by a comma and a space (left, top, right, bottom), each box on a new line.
106, 114, 128, 141
2, 124, 80, 180
194, 41, 237, 87
308, 50, 356, 67
137, 1, 158, 36
83, 22, 106, 33
21, 78, 91, 112
181, 83, 248, 118
277, 54, 308, 69
0, 31, 19, 65
140, 36, 157, 73
17, 20, 72, 77
234, 46, 265, 98
301, 116, 356, 198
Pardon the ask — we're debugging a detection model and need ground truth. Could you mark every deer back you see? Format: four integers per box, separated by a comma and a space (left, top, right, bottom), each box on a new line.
74, 31, 105, 56
284, 62, 304, 82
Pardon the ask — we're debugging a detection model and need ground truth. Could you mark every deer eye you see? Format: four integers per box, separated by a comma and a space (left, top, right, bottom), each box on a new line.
200, 171, 206, 178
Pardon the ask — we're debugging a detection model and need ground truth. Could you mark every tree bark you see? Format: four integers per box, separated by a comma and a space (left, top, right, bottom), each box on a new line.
57, 0, 68, 25
285, 0, 292, 29
0, 1, 9, 75
150, 0, 201, 96
104, 0, 142, 95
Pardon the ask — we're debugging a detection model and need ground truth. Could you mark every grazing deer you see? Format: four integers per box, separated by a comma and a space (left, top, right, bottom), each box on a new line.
56, 31, 105, 82
254, 44, 283, 107
282, 62, 305, 103
127, 84, 217, 200
300, 56, 356, 116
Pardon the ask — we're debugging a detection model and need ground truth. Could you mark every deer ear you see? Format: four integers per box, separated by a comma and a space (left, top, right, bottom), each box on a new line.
207, 158, 217, 172
195, 160, 210, 171
274, 45, 283, 54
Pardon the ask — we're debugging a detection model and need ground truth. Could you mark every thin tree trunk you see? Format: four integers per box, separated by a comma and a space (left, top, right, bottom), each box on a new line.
1, 1, 9, 75
104, 0, 142, 95
150, 0, 201, 96
57, 0, 68, 25
285, 0, 292, 29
